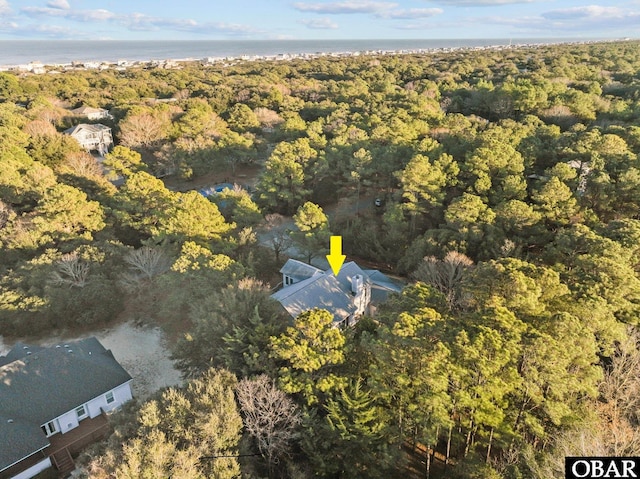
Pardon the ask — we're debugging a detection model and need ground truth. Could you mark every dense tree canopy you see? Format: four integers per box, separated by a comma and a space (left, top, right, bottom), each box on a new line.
3, 39, 640, 479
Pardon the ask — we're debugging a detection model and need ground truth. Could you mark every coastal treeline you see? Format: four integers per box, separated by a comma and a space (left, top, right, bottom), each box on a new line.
1, 40, 640, 478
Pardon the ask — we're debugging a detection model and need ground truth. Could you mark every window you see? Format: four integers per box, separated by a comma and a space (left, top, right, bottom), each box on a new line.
41, 420, 58, 437
75, 405, 87, 420
106, 391, 115, 404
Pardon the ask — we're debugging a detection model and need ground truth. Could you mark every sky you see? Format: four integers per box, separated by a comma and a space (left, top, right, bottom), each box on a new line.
0, 0, 638, 41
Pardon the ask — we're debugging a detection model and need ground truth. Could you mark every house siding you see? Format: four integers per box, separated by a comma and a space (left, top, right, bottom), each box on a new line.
56, 411, 78, 434
7, 457, 51, 479
86, 381, 133, 418
51, 381, 133, 436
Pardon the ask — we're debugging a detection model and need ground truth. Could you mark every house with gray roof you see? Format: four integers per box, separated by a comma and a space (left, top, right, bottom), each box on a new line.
64, 123, 113, 156
0, 338, 132, 479
272, 259, 402, 328
70, 105, 112, 121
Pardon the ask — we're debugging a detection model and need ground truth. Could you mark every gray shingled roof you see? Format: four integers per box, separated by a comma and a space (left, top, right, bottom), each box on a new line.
0, 416, 49, 472
363, 269, 403, 292
363, 269, 403, 304
279, 259, 322, 282
0, 342, 44, 367
0, 338, 132, 471
271, 261, 370, 321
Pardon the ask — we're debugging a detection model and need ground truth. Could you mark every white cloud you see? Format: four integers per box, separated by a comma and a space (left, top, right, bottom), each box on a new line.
22, 6, 116, 21
299, 17, 339, 28
482, 5, 640, 34
47, 0, 70, 10
292, 0, 442, 25
0, 21, 89, 38
393, 17, 464, 30
123, 13, 261, 35
541, 5, 623, 20
292, 1, 397, 14
376, 7, 443, 19
422, 0, 537, 5
18, 5, 261, 37
0, 0, 12, 15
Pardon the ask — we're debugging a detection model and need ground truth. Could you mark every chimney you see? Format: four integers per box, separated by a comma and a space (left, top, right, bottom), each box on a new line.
351, 274, 363, 296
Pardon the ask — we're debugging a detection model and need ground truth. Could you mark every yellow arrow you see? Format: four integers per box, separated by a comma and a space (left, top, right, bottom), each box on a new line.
326, 236, 346, 276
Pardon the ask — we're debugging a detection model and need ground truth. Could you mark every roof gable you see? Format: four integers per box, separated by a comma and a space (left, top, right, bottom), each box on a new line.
272, 273, 355, 320
63, 123, 111, 136
363, 269, 403, 292
279, 259, 322, 281
71, 106, 107, 115
271, 261, 371, 321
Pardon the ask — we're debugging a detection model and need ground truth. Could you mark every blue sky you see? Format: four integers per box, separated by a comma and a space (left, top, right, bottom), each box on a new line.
0, 0, 638, 40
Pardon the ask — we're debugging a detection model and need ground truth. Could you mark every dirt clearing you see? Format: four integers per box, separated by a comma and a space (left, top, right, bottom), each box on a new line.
0, 321, 183, 400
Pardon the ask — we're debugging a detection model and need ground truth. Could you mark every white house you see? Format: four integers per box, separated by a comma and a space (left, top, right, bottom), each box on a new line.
272, 259, 402, 328
70, 105, 113, 121
63, 123, 113, 156
0, 338, 133, 479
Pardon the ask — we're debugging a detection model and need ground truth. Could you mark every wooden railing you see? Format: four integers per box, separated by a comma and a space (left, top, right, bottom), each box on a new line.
49, 422, 111, 462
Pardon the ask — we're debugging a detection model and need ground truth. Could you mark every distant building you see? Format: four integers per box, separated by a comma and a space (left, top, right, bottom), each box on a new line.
64, 123, 113, 156
198, 183, 235, 198
0, 338, 133, 479
271, 259, 402, 328
70, 105, 112, 121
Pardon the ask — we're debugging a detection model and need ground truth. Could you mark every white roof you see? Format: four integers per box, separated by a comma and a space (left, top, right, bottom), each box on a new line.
272, 261, 370, 321
71, 105, 108, 115
64, 123, 111, 136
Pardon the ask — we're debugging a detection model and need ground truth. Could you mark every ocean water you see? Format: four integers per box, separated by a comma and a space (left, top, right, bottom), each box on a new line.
0, 38, 584, 66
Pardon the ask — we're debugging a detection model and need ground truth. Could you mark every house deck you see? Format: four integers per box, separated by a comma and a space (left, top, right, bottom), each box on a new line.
0, 415, 110, 479
49, 413, 110, 457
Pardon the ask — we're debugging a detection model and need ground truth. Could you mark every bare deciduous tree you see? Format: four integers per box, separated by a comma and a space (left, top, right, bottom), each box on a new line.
152, 144, 181, 178
412, 251, 473, 310
262, 214, 292, 263
119, 113, 169, 149
254, 108, 283, 129
121, 246, 172, 287
236, 375, 301, 472
64, 151, 103, 177
50, 253, 90, 288
23, 119, 57, 137
597, 328, 640, 455
600, 329, 640, 422
526, 329, 640, 479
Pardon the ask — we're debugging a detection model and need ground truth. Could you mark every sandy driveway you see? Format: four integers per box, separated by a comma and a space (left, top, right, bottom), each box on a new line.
0, 321, 183, 400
